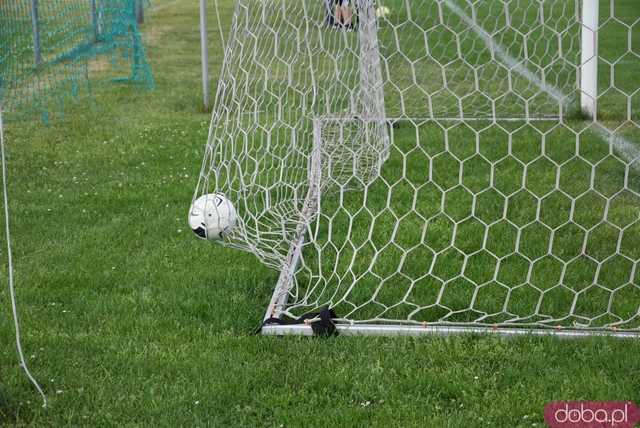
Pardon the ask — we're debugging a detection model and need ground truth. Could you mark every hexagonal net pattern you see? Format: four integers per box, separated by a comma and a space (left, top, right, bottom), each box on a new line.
195, 0, 640, 335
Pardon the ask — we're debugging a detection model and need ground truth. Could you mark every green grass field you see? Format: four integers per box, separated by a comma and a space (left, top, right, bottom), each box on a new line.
2, 0, 640, 426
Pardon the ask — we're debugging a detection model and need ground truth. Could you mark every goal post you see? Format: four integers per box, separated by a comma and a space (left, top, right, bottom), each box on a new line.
580, 0, 599, 119
195, 0, 640, 338
199, 0, 211, 109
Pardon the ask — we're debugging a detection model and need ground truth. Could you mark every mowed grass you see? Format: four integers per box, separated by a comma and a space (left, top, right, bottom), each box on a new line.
1, 0, 640, 426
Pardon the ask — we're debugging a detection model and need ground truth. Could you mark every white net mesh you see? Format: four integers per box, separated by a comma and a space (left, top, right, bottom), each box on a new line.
195, 0, 640, 333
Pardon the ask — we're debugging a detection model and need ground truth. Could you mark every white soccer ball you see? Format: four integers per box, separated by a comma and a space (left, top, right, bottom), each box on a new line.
188, 193, 237, 241
376, 6, 390, 18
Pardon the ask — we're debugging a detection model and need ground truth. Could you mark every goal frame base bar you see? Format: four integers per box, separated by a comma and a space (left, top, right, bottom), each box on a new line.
261, 323, 640, 339
261, 116, 640, 340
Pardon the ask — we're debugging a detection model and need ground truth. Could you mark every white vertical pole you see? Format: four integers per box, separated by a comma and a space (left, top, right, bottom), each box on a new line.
30, 0, 41, 66
580, 0, 599, 119
200, 0, 210, 110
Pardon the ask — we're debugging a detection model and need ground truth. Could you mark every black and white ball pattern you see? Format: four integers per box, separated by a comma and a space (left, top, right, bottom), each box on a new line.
188, 193, 237, 241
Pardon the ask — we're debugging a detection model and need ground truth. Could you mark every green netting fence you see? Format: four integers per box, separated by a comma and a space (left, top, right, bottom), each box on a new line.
0, 0, 154, 122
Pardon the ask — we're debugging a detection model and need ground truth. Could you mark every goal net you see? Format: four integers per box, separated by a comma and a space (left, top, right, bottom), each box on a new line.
0, 0, 153, 122
195, 0, 640, 336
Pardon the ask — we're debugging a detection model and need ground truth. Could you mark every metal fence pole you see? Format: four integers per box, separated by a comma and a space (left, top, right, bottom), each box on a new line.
136, 0, 144, 24
200, 0, 210, 109
30, 0, 42, 66
91, 0, 99, 42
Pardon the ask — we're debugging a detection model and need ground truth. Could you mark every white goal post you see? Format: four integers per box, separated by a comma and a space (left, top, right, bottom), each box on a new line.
195, 0, 640, 338
580, 0, 599, 119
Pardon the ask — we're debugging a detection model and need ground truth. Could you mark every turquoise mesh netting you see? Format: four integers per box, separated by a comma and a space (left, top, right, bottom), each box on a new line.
0, 0, 154, 122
